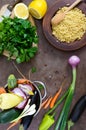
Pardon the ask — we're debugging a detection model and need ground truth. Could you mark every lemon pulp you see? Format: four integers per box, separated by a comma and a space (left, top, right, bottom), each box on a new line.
14, 3, 29, 19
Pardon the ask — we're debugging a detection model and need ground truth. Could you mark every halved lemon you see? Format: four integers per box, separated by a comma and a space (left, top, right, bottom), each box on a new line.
14, 3, 29, 19
28, 0, 47, 19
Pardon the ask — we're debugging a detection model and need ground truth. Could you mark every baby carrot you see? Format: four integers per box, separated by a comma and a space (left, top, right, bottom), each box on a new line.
50, 79, 66, 109
41, 96, 51, 108
43, 97, 53, 109
7, 119, 21, 130
50, 87, 62, 109
17, 79, 29, 84
0, 87, 6, 94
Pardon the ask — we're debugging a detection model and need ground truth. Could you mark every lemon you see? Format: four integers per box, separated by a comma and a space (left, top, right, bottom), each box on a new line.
0, 93, 24, 110
14, 3, 29, 19
28, 0, 47, 19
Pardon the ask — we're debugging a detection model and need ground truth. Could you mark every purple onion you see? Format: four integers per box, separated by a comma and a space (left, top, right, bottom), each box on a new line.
18, 84, 33, 95
68, 55, 80, 68
16, 99, 28, 109
19, 84, 33, 91
12, 88, 27, 109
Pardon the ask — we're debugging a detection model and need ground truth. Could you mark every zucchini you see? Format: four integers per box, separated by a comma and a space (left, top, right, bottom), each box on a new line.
0, 108, 21, 123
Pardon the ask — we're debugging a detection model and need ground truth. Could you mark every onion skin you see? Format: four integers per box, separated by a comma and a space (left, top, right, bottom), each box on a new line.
68, 55, 80, 68
18, 84, 34, 95
12, 88, 28, 109
16, 99, 28, 109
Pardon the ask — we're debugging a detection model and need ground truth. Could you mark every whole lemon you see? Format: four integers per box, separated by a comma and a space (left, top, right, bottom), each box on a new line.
28, 0, 47, 19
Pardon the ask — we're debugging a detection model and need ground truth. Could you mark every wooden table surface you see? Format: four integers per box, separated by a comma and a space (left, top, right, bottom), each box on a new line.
0, 0, 86, 130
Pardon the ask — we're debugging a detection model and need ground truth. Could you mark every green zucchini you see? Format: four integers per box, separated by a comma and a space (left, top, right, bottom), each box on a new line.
0, 108, 21, 123
7, 74, 17, 89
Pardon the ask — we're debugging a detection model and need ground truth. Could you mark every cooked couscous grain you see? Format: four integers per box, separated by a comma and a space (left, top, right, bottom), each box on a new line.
52, 7, 86, 43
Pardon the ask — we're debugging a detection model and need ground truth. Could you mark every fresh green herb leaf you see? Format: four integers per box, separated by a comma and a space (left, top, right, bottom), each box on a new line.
37, 84, 44, 90
0, 17, 38, 63
31, 67, 37, 73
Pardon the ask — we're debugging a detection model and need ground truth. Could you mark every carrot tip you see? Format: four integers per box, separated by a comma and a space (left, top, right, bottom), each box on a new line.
43, 97, 53, 109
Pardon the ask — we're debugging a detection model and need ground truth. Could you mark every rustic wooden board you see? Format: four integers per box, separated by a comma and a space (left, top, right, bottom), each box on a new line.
0, 4, 37, 59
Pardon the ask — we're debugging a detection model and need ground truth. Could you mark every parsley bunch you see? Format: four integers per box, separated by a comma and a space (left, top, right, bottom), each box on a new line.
0, 17, 38, 63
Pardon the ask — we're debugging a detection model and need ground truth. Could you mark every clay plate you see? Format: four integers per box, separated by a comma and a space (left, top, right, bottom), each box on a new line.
43, 0, 86, 51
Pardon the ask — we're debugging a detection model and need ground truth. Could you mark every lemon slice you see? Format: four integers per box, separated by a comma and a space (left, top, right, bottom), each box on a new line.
28, 0, 47, 19
14, 3, 29, 19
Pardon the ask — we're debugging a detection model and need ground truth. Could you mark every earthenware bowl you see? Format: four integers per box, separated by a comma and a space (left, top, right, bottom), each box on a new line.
43, 0, 86, 51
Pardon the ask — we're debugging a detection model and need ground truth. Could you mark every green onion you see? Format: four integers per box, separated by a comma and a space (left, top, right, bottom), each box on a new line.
54, 55, 80, 130
11, 99, 36, 123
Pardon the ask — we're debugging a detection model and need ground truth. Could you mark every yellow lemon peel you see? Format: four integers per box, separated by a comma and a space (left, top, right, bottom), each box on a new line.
28, 0, 47, 19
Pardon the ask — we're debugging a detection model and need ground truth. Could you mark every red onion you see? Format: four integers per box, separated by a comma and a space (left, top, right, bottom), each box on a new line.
18, 84, 33, 95
12, 88, 27, 109
68, 55, 80, 68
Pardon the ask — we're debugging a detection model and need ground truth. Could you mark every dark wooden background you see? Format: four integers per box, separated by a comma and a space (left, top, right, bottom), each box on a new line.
0, 0, 86, 130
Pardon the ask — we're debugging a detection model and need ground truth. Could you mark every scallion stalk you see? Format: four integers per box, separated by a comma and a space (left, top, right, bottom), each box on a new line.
57, 69, 76, 130
54, 55, 80, 130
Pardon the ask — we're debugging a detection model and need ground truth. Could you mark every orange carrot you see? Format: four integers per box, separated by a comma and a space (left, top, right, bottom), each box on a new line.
0, 87, 6, 94
17, 79, 35, 91
7, 120, 21, 130
41, 96, 51, 108
43, 97, 53, 109
17, 79, 29, 84
49, 79, 66, 109
50, 87, 62, 109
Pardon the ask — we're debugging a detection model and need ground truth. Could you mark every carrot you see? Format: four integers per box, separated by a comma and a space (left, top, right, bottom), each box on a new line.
43, 97, 53, 109
7, 119, 21, 130
17, 79, 29, 84
17, 79, 35, 91
50, 87, 62, 109
0, 87, 6, 94
41, 96, 51, 108
49, 79, 66, 109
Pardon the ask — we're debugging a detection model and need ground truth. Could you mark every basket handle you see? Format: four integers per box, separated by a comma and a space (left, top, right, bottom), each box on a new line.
33, 81, 47, 100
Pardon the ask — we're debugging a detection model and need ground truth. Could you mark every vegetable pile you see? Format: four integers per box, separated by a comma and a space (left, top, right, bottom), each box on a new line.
0, 17, 38, 63
39, 55, 81, 130
0, 74, 40, 130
